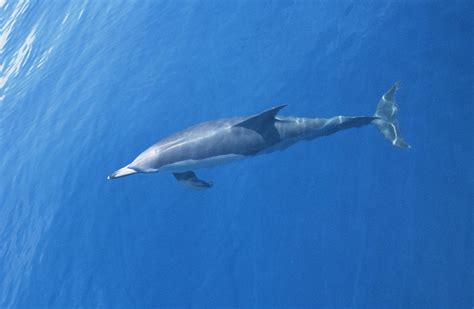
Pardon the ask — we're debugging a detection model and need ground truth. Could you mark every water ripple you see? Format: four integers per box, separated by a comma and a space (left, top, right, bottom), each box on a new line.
0, 0, 30, 54
0, 26, 36, 90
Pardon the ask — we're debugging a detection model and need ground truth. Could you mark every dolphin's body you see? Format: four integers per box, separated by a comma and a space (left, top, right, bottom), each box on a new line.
108, 82, 409, 188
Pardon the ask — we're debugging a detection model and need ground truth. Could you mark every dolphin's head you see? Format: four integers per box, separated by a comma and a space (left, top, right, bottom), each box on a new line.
107, 165, 138, 179
108, 146, 163, 180
127, 146, 164, 173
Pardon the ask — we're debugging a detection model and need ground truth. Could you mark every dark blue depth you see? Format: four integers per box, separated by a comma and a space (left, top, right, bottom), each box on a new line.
0, 1, 472, 308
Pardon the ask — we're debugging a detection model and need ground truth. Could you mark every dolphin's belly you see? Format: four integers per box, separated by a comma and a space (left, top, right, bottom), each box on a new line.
159, 153, 247, 172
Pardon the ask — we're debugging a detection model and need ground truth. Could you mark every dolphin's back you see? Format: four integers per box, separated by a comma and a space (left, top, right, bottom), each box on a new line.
130, 117, 270, 172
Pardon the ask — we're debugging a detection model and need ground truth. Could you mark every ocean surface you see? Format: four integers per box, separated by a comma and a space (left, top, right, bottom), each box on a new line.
1, 1, 472, 308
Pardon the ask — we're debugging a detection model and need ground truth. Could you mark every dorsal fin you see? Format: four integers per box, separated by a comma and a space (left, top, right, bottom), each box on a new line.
233, 105, 287, 131
233, 105, 287, 145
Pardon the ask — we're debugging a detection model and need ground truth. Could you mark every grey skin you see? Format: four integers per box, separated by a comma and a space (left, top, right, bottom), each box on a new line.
108, 82, 409, 189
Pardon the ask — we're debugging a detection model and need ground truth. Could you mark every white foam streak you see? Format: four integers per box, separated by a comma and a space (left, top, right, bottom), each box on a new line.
36, 47, 53, 69
0, 27, 36, 89
0, 0, 30, 54
61, 12, 70, 25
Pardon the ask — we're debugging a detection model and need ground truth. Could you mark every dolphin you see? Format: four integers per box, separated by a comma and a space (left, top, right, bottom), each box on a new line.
108, 82, 409, 188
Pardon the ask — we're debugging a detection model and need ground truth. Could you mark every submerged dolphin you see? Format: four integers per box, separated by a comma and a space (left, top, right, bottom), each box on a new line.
108, 82, 409, 188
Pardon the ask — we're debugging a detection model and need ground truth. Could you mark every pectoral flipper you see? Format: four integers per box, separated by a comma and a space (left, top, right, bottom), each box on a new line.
172, 171, 213, 189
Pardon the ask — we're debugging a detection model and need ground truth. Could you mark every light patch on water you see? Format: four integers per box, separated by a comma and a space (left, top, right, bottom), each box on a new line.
0, 0, 7, 9
78, 8, 84, 19
0, 0, 30, 54
61, 12, 70, 25
36, 47, 54, 69
0, 26, 36, 90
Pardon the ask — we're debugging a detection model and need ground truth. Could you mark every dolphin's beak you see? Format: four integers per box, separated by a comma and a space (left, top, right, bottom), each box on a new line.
107, 166, 137, 180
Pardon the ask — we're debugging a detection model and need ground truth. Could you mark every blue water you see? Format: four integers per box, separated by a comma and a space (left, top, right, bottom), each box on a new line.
1, 1, 472, 308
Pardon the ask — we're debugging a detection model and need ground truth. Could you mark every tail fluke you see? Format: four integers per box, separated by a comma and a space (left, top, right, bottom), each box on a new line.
373, 82, 410, 148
